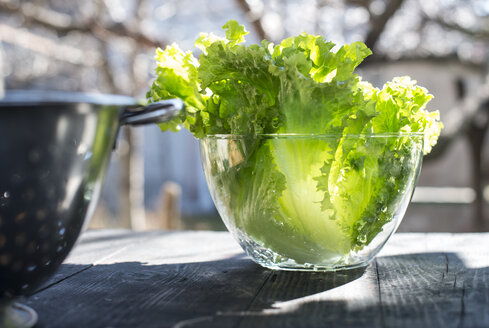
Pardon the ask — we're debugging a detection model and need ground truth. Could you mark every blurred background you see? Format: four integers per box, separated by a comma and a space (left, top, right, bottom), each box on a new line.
1, 0, 488, 232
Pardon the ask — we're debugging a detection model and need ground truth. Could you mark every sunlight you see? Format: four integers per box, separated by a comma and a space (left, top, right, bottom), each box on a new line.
268, 278, 378, 314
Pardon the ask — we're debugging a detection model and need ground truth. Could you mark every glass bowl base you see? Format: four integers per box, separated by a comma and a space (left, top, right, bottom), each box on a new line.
239, 235, 373, 272
254, 259, 371, 272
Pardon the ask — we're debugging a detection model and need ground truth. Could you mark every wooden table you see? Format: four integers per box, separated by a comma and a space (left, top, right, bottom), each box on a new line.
25, 230, 489, 327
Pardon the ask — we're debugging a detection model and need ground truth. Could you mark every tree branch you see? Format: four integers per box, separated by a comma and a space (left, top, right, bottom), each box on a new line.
0, 1, 165, 48
234, 0, 267, 41
424, 13, 489, 40
365, 0, 405, 50
0, 23, 102, 66
426, 77, 489, 161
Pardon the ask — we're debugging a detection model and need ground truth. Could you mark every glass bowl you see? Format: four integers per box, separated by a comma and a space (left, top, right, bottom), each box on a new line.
200, 133, 424, 271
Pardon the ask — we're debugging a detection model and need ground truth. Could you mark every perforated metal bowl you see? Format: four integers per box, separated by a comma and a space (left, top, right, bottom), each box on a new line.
0, 90, 183, 327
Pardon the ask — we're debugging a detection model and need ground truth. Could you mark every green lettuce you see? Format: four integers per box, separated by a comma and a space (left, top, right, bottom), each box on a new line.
147, 20, 442, 263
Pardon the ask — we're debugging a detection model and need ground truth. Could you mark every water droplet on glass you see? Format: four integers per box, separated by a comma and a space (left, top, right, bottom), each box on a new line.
59, 228, 66, 236
84, 151, 93, 161
0, 192, 11, 208
84, 189, 93, 201
77, 143, 88, 155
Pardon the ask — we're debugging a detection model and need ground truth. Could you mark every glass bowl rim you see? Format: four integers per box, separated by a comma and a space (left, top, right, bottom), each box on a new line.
202, 132, 424, 140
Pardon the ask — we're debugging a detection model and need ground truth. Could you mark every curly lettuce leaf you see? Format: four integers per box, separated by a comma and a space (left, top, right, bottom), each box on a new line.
147, 20, 442, 262
146, 45, 207, 135
368, 76, 442, 154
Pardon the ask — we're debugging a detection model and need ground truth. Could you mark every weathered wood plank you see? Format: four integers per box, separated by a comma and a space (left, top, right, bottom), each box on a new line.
376, 233, 489, 328
376, 251, 463, 327
33, 229, 158, 293
231, 265, 381, 328
25, 231, 271, 328
433, 234, 489, 328
23, 232, 489, 328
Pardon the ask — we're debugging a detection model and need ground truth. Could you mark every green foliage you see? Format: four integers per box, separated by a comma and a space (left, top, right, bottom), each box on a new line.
147, 20, 442, 261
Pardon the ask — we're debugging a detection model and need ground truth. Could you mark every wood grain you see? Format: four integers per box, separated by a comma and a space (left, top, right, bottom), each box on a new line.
23, 231, 489, 328
26, 231, 270, 328
33, 230, 158, 293
376, 233, 489, 328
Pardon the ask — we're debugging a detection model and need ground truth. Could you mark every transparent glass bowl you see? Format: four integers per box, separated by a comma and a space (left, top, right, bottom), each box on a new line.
200, 133, 424, 271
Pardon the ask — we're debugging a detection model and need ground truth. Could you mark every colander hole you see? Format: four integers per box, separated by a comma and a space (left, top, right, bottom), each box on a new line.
15, 212, 26, 222
0, 254, 10, 266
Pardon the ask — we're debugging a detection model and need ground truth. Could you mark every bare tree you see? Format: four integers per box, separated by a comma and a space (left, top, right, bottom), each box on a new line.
0, 0, 168, 230
235, 0, 268, 40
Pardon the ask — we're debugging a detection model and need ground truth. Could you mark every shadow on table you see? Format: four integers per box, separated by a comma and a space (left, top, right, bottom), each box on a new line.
25, 252, 488, 328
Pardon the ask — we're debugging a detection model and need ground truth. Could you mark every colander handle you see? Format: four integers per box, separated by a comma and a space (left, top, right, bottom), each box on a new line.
120, 99, 184, 126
